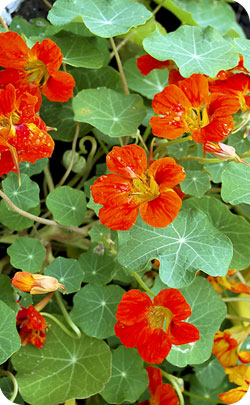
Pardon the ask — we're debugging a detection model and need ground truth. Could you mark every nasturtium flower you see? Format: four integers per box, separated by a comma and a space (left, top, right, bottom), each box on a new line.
219, 365, 250, 404
138, 366, 178, 405
212, 325, 250, 367
204, 142, 248, 164
115, 289, 200, 364
16, 305, 47, 348
0, 31, 75, 102
12, 272, 66, 294
91, 145, 185, 231
207, 270, 250, 295
0, 83, 54, 177
136, 54, 183, 85
150, 74, 240, 144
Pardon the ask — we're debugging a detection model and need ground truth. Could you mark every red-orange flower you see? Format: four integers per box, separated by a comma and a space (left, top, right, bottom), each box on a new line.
0, 84, 54, 176
136, 54, 183, 85
16, 305, 47, 348
219, 366, 250, 404
207, 270, 250, 295
91, 145, 185, 230
150, 74, 240, 144
0, 31, 75, 102
115, 289, 200, 364
138, 366, 178, 405
12, 272, 66, 294
212, 325, 250, 367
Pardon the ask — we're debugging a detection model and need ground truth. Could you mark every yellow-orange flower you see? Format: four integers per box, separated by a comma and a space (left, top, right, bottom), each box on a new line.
207, 270, 250, 295
219, 365, 250, 404
12, 272, 65, 294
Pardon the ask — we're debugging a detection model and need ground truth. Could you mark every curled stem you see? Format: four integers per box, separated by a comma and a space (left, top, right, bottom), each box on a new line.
57, 122, 80, 187
131, 271, 155, 297
0, 370, 18, 402
110, 37, 129, 95
41, 312, 79, 339
55, 292, 81, 339
160, 370, 184, 405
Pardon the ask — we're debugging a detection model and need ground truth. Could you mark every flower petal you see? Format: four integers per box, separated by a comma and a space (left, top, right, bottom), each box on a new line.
114, 320, 146, 347
98, 203, 139, 231
137, 326, 172, 364
116, 289, 152, 325
178, 74, 209, 108
136, 54, 171, 75
153, 289, 192, 321
0, 32, 29, 68
30, 39, 63, 74
91, 174, 133, 206
42, 71, 75, 102
169, 322, 200, 345
146, 366, 163, 395
150, 114, 187, 140
155, 384, 179, 405
106, 145, 147, 178
152, 84, 191, 116
148, 157, 186, 188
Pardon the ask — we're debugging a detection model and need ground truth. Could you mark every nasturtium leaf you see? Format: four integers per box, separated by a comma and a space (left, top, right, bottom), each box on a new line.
184, 196, 250, 269
20, 158, 48, 176
2, 173, 40, 211
167, 142, 190, 159
70, 284, 125, 339
12, 320, 111, 405
44, 257, 84, 293
51, 33, 105, 68
143, 26, 239, 78
166, 277, 226, 367
69, 66, 123, 93
0, 201, 40, 231
189, 375, 232, 405
117, 209, 233, 288
89, 223, 117, 246
204, 160, 227, 183
0, 300, 21, 365
7, 237, 46, 273
46, 186, 86, 226
234, 38, 250, 72
0, 274, 18, 312
180, 170, 211, 197
221, 161, 250, 205
87, 195, 102, 216
123, 57, 169, 99
45, 21, 92, 37
100, 346, 148, 404
154, 0, 197, 26
79, 249, 116, 285
228, 132, 250, 154
194, 356, 226, 389
49, 0, 152, 38
73, 88, 146, 137
122, 18, 166, 47
0, 377, 24, 404
10, 16, 50, 37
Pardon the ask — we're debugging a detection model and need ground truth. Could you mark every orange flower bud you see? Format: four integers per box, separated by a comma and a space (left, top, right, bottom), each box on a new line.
12, 272, 66, 294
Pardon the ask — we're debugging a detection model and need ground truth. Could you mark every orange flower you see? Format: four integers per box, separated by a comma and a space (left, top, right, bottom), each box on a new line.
207, 270, 250, 295
219, 365, 250, 404
0, 31, 75, 102
0, 84, 54, 177
204, 142, 248, 165
16, 305, 47, 348
212, 325, 250, 367
12, 272, 65, 294
150, 74, 240, 144
115, 289, 200, 364
90, 145, 185, 230
136, 54, 183, 85
138, 366, 178, 405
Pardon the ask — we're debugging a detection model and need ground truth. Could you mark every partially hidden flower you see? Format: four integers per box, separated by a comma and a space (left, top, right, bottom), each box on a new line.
115, 289, 200, 364
150, 73, 240, 144
138, 366, 178, 405
207, 270, 250, 295
16, 305, 47, 348
12, 272, 66, 294
136, 54, 183, 85
90, 144, 186, 230
0, 83, 54, 177
0, 31, 75, 102
204, 142, 249, 165
219, 365, 250, 404
212, 325, 250, 367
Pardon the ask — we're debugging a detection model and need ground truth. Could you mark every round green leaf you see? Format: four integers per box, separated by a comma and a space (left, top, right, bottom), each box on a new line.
78, 249, 116, 285
69, 66, 123, 93
117, 209, 233, 288
2, 173, 40, 210
7, 237, 46, 273
204, 160, 228, 183
194, 357, 226, 389
12, 320, 111, 405
0, 300, 21, 365
20, 158, 48, 176
46, 186, 86, 226
70, 284, 125, 339
100, 346, 148, 404
0, 275, 18, 312
73, 88, 146, 137
180, 170, 211, 197
0, 201, 40, 231
45, 257, 84, 293
221, 161, 250, 205
143, 25, 239, 78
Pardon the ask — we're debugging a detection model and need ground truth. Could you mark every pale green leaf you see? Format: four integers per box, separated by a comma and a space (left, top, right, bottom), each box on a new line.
117, 209, 233, 288
0, 301, 21, 365
78, 249, 116, 285
0, 274, 18, 312
20, 159, 48, 176
180, 170, 211, 197
73, 88, 146, 137
189, 375, 232, 405
194, 356, 225, 389
143, 26, 239, 77
234, 37, 250, 72
204, 160, 228, 183
45, 257, 84, 293
0, 201, 40, 231
10, 16, 50, 37
100, 346, 148, 404
7, 237, 46, 273
3, 173, 39, 211
69, 66, 123, 93
12, 320, 111, 405
221, 161, 250, 205
228, 131, 250, 154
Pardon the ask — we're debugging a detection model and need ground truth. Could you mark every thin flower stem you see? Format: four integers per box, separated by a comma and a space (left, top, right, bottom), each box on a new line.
57, 122, 80, 187
178, 156, 222, 164
226, 314, 250, 323
143, 124, 152, 143
236, 271, 247, 284
160, 370, 184, 405
0, 190, 88, 236
109, 31, 136, 60
0, 370, 18, 402
137, 132, 149, 152
40, 312, 79, 339
42, 0, 53, 8
152, 0, 167, 16
183, 390, 224, 404
110, 37, 129, 95
223, 297, 250, 302
131, 271, 156, 297
0, 16, 8, 31
43, 162, 55, 192
158, 136, 192, 147
55, 292, 81, 338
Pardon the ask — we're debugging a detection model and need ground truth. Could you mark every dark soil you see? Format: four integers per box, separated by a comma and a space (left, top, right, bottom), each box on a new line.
12, 0, 56, 21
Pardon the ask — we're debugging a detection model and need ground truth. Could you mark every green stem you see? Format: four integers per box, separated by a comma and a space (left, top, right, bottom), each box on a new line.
226, 314, 250, 323
40, 312, 79, 339
223, 297, 250, 302
142, 124, 152, 143
179, 156, 222, 164
110, 37, 129, 95
57, 122, 80, 187
161, 370, 184, 405
163, 135, 192, 146
0, 370, 18, 402
152, 0, 166, 15
55, 292, 81, 338
183, 390, 224, 404
43, 162, 55, 192
130, 271, 155, 297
